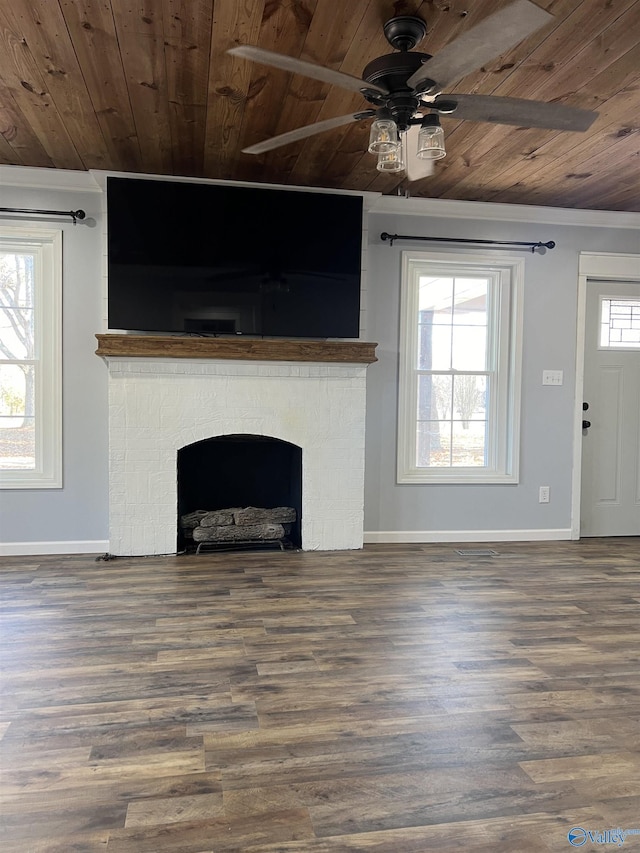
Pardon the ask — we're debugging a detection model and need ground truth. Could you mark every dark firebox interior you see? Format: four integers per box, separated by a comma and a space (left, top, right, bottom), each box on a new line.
177, 434, 302, 551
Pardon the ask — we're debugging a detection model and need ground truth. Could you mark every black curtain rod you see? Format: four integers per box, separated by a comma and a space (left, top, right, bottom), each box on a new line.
0, 207, 86, 224
380, 232, 555, 252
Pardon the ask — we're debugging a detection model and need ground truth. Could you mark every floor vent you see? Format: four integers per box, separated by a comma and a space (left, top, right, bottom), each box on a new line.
455, 548, 499, 556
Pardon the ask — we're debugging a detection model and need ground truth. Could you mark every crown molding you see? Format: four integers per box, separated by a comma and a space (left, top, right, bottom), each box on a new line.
0, 165, 102, 193
88, 169, 382, 207
372, 194, 640, 230
0, 165, 382, 206
1, 165, 638, 228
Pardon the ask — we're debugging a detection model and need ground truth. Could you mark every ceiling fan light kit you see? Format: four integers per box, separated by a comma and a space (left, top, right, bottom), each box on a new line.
417, 115, 446, 161
377, 136, 406, 173
368, 114, 399, 154
230, 0, 598, 183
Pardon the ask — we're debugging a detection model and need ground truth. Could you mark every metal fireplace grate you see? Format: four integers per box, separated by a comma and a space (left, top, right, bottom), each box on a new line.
195, 539, 295, 555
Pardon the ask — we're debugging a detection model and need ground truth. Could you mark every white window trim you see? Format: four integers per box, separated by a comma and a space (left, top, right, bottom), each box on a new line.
0, 226, 62, 489
397, 250, 524, 485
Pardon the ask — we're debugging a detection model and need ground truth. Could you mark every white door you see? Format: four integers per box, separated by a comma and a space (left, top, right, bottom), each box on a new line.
580, 281, 640, 537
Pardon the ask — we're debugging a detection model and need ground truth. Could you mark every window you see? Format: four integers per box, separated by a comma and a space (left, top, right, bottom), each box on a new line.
398, 251, 523, 484
599, 297, 640, 349
0, 227, 62, 488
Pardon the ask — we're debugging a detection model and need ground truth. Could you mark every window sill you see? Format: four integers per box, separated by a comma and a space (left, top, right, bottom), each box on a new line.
397, 470, 519, 485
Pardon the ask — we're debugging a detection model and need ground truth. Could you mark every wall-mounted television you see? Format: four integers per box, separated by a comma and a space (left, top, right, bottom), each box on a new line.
107, 177, 363, 339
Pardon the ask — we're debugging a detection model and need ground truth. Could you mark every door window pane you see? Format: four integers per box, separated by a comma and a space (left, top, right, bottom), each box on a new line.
600, 298, 640, 348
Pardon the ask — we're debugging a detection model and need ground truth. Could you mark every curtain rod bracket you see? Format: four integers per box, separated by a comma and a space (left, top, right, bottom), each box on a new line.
380, 233, 555, 253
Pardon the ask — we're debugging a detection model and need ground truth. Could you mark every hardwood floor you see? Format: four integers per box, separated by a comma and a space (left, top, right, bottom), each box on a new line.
1, 539, 639, 852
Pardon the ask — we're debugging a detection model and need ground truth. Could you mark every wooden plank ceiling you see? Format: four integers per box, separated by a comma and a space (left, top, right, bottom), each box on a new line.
0, 0, 638, 211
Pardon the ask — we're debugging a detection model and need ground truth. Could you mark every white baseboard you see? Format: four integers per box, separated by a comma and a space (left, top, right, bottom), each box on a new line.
1, 532, 573, 555
364, 529, 572, 544
0, 540, 110, 556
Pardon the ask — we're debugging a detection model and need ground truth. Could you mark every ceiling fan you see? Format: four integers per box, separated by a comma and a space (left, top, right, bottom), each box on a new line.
228, 0, 598, 181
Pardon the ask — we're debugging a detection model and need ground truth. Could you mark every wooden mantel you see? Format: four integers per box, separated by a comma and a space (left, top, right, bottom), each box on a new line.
95, 334, 378, 364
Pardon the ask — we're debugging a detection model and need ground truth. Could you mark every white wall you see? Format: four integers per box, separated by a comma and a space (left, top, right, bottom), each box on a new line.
0, 167, 638, 552
363, 196, 640, 542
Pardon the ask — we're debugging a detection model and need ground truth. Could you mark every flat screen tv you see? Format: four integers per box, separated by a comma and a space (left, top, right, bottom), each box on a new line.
107, 177, 363, 338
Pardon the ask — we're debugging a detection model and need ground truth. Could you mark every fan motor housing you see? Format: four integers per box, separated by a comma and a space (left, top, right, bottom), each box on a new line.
362, 53, 432, 129
362, 51, 431, 93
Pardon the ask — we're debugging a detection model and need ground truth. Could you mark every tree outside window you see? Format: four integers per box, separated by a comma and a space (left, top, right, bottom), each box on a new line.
0, 251, 36, 469
0, 227, 62, 489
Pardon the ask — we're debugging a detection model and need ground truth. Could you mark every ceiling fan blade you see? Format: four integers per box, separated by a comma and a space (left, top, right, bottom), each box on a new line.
404, 126, 435, 182
241, 112, 375, 154
407, 0, 553, 92
228, 45, 389, 97
439, 94, 598, 131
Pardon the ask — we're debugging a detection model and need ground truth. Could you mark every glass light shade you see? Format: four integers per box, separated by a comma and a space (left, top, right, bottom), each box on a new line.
368, 119, 399, 154
376, 136, 405, 172
417, 123, 446, 160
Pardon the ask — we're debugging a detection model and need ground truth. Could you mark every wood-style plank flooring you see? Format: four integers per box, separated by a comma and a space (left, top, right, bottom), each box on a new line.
1, 540, 639, 852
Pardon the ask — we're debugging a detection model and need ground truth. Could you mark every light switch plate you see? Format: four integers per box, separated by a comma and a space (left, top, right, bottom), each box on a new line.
542, 370, 563, 386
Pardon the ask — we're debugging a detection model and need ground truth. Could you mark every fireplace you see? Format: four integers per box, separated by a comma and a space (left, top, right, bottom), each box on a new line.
97, 336, 377, 556
177, 434, 302, 551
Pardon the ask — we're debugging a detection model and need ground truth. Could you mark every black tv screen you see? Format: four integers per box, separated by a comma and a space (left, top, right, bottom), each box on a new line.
107, 177, 363, 338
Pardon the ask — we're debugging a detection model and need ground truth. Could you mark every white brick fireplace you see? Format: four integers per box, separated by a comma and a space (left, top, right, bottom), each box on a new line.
97, 336, 377, 556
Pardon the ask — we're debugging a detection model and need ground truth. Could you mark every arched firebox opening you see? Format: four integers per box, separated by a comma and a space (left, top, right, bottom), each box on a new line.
177, 434, 302, 551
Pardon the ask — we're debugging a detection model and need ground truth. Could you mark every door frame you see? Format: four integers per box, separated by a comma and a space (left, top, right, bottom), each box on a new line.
571, 252, 640, 539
